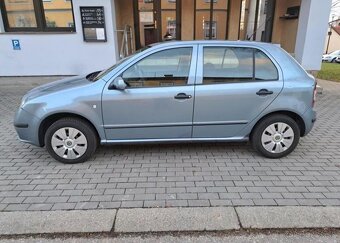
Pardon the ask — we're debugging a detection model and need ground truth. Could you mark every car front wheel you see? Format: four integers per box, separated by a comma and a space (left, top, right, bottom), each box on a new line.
251, 115, 300, 158
45, 118, 98, 164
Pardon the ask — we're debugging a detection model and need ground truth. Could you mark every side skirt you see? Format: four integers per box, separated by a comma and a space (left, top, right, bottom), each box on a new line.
101, 137, 249, 145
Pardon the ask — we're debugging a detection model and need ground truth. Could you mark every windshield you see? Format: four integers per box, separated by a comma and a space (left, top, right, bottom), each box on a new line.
93, 55, 134, 81
93, 46, 151, 81
330, 50, 340, 55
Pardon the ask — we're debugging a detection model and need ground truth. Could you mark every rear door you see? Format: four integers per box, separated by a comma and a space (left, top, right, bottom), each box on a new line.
193, 44, 283, 138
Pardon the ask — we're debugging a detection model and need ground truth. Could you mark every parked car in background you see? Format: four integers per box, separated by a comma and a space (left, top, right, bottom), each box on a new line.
322, 50, 340, 63
14, 41, 317, 163
336, 56, 340, 63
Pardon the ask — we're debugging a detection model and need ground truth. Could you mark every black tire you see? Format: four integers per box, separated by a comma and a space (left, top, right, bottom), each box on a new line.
331, 58, 336, 63
45, 118, 98, 164
251, 114, 300, 159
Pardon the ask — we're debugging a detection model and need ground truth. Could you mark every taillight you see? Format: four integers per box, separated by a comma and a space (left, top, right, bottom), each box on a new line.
312, 82, 317, 107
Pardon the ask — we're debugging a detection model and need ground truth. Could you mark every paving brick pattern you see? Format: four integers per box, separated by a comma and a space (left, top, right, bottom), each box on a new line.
0, 77, 339, 211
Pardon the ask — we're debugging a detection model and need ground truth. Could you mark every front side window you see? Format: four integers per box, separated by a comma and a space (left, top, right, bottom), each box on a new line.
0, 0, 75, 32
122, 48, 193, 88
203, 47, 278, 84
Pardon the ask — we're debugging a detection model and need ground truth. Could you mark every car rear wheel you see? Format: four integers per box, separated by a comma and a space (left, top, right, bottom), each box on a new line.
45, 118, 98, 164
251, 114, 300, 158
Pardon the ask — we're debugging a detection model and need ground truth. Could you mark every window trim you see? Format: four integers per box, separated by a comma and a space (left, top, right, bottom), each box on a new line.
198, 45, 280, 85
0, 0, 76, 32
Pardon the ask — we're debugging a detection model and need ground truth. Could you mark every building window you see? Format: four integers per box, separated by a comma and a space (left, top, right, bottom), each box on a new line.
0, 0, 75, 32
204, 21, 217, 39
167, 20, 176, 38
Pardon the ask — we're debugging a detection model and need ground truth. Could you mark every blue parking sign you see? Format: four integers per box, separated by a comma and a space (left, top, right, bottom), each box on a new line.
12, 40, 21, 50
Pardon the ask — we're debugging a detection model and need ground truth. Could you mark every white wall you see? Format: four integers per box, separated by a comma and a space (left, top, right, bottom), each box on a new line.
295, 0, 332, 71
0, 0, 118, 76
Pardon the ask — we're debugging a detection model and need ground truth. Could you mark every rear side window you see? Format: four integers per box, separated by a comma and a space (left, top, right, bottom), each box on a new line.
203, 47, 278, 84
255, 50, 279, 81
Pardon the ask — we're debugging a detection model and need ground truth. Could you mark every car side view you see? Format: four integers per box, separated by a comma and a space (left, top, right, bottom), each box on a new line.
14, 41, 317, 164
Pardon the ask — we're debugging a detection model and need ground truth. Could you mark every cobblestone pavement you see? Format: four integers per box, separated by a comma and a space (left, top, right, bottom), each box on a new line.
0, 77, 339, 212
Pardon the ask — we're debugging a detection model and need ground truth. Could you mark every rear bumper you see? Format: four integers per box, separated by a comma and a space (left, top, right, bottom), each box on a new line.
14, 108, 41, 147
302, 107, 316, 136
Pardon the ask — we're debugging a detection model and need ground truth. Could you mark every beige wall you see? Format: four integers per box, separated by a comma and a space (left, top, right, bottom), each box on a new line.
115, 0, 134, 52
181, 0, 195, 40
228, 0, 242, 40
324, 29, 340, 54
272, 0, 301, 53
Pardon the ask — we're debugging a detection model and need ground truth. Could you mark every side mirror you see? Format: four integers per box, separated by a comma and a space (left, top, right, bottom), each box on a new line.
109, 77, 127, 90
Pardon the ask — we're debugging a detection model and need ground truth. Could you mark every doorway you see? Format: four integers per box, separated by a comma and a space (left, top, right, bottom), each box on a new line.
133, 0, 181, 49
144, 24, 157, 46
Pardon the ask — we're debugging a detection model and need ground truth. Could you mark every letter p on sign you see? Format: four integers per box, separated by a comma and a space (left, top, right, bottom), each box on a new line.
12, 40, 21, 50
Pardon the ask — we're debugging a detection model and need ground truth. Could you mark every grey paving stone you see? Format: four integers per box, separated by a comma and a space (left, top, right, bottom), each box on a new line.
0, 210, 116, 235
236, 206, 340, 229
115, 207, 239, 232
0, 78, 340, 211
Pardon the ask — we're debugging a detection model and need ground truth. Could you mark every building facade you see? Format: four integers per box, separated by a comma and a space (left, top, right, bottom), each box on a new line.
0, 0, 332, 76
324, 18, 340, 54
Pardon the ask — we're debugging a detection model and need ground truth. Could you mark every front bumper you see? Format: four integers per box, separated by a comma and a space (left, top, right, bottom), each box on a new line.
14, 108, 41, 147
302, 107, 317, 136
322, 57, 332, 62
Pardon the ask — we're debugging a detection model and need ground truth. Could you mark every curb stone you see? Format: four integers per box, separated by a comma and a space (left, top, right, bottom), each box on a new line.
0, 207, 339, 236
115, 207, 239, 232
236, 206, 340, 229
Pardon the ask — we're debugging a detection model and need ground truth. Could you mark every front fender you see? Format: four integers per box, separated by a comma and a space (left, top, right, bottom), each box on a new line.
22, 80, 106, 142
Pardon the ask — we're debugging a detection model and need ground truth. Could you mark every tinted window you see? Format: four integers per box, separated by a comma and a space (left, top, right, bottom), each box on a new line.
203, 47, 253, 84
122, 48, 192, 88
203, 47, 278, 84
255, 50, 278, 80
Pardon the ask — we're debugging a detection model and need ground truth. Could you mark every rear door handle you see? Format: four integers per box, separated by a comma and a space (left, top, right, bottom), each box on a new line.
174, 93, 192, 100
256, 89, 274, 96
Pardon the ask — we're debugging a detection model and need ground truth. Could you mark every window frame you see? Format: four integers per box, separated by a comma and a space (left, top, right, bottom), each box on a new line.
121, 47, 194, 89
109, 45, 197, 89
198, 45, 280, 85
0, 0, 76, 32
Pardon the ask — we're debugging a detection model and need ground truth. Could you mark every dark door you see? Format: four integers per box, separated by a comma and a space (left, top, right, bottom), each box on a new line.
144, 25, 157, 46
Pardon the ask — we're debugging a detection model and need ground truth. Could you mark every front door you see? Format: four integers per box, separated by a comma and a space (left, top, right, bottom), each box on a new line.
102, 45, 197, 141
193, 45, 283, 138
144, 25, 157, 46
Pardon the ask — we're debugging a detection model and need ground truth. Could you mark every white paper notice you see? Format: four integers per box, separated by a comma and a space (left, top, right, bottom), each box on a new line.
96, 28, 105, 40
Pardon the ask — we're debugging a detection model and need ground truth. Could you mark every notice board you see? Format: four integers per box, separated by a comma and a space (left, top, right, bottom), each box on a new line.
80, 6, 107, 42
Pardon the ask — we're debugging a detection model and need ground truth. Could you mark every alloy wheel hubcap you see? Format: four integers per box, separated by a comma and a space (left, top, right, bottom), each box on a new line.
51, 127, 87, 160
261, 122, 294, 154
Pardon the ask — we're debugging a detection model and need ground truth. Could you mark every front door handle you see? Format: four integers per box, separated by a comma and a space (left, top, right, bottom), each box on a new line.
256, 89, 274, 96
174, 93, 192, 100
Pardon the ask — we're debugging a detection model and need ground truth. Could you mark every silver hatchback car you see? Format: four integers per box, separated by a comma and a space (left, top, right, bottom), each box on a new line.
14, 41, 317, 163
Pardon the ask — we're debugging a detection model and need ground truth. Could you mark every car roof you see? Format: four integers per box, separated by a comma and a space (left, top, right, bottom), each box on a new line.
148, 40, 277, 48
